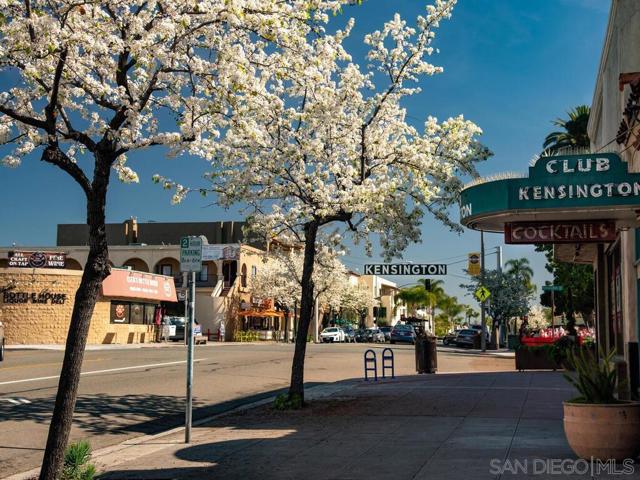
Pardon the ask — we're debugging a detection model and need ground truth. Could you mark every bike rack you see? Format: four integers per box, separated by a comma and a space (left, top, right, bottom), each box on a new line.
381, 348, 395, 379
364, 349, 377, 381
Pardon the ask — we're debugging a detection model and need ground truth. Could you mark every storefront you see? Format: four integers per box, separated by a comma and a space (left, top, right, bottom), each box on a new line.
459, 152, 640, 394
0, 267, 177, 345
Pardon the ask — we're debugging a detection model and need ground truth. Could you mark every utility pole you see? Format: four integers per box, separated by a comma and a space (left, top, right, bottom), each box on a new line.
480, 231, 487, 352
496, 246, 502, 272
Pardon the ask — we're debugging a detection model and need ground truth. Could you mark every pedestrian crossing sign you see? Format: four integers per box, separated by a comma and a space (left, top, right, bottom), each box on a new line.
474, 286, 491, 302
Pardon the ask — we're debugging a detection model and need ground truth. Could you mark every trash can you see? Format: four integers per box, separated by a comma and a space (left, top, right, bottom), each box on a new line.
415, 336, 437, 374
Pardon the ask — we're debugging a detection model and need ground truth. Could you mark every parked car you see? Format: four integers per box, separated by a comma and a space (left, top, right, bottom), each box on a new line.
354, 328, 368, 343
342, 326, 356, 343
365, 328, 385, 343
455, 329, 480, 348
165, 316, 186, 341
469, 324, 490, 343
320, 327, 345, 343
443, 329, 462, 346
390, 324, 416, 344
0, 320, 4, 361
379, 326, 392, 342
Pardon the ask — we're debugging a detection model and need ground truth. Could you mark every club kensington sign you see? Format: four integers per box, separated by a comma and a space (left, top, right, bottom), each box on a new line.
459, 153, 640, 231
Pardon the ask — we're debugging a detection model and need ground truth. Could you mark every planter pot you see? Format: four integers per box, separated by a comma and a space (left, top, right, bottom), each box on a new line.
563, 401, 640, 460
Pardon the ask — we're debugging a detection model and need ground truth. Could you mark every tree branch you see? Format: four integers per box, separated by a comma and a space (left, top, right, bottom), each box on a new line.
41, 145, 92, 197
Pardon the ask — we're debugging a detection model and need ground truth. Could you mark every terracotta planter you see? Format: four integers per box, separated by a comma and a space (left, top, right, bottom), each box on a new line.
563, 401, 640, 460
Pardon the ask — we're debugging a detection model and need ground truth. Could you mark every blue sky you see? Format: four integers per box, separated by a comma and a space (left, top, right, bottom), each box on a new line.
0, 0, 609, 306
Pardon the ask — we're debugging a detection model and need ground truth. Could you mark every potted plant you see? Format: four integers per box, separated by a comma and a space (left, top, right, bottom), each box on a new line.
563, 348, 640, 460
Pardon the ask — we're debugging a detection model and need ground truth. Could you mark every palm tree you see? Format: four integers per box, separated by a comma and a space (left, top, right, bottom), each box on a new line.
542, 105, 590, 154
438, 295, 465, 332
420, 279, 445, 332
465, 307, 479, 325
505, 258, 534, 282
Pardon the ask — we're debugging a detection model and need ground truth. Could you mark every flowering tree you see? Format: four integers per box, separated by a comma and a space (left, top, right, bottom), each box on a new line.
462, 269, 533, 348
0, 1, 352, 476
198, 0, 489, 402
250, 249, 373, 335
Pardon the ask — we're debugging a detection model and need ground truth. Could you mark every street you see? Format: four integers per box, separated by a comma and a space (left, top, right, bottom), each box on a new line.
0, 343, 512, 478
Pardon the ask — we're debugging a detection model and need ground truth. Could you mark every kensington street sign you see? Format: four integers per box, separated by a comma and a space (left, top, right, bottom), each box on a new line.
363, 264, 447, 275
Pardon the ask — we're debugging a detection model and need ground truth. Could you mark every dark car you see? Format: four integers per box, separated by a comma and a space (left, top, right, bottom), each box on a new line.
354, 328, 368, 343
379, 326, 392, 342
455, 329, 480, 348
443, 329, 462, 346
390, 324, 416, 344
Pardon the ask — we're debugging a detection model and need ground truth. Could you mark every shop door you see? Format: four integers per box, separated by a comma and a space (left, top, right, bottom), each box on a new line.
607, 245, 624, 353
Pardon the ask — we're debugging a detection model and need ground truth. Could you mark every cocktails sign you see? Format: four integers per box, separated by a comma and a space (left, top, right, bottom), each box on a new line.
505, 221, 617, 244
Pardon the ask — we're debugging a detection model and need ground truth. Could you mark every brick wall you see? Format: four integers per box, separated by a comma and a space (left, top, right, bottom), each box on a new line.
0, 268, 156, 345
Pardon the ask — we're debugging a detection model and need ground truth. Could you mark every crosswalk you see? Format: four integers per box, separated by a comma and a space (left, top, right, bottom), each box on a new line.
0, 397, 31, 405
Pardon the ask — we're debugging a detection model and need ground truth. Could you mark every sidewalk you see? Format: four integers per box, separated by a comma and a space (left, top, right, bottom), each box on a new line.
79, 371, 637, 480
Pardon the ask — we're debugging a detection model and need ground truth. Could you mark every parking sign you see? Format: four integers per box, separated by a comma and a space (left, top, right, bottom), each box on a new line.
180, 236, 203, 272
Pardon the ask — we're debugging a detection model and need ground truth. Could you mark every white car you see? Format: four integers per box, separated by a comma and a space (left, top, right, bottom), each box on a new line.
320, 327, 345, 343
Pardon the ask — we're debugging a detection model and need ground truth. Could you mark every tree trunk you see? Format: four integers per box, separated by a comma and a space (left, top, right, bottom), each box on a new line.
566, 286, 577, 336
489, 318, 499, 350
288, 221, 318, 403
39, 155, 111, 480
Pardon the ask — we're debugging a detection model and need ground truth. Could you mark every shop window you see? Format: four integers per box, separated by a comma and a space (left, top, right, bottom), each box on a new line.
111, 302, 130, 324
159, 264, 172, 276
130, 303, 145, 324
251, 265, 257, 278
145, 304, 157, 325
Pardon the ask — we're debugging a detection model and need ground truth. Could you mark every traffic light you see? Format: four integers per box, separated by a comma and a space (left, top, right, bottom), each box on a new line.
423, 279, 431, 290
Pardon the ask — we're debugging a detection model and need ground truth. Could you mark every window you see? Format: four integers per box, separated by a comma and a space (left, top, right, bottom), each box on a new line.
110, 301, 159, 324
110, 302, 130, 324
145, 304, 157, 324
251, 266, 257, 277
159, 264, 172, 276
130, 303, 144, 324
241, 264, 248, 287
199, 264, 208, 282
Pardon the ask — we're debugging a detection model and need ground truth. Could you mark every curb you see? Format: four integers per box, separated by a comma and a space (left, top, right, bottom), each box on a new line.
3, 381, 355, 480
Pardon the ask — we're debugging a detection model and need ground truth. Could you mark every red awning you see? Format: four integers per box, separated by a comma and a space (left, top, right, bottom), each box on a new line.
102, 268, 177, 302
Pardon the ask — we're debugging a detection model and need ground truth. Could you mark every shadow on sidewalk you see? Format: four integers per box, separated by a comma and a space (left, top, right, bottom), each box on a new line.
98, 372, 585, 480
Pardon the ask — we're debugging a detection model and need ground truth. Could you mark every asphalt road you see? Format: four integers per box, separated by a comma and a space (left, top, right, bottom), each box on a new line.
0, 342, 513, 477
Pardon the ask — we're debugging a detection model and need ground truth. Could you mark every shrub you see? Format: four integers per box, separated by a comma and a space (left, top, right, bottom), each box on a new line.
273, 392, 303, 410
563, 348, 621, 404
61, 440, 96, 480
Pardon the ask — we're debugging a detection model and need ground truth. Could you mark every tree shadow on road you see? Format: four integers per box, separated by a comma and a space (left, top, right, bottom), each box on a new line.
0, 384, 325, 436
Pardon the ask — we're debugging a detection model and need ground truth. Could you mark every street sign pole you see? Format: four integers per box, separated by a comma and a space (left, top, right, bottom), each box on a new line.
480, 230, 486, 352
180, 236, 202, 444
186, 270, 196, 443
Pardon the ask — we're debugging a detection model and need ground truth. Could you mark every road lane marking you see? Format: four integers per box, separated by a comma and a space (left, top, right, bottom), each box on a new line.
1, 397, 31, 404
0, 358, 208, 387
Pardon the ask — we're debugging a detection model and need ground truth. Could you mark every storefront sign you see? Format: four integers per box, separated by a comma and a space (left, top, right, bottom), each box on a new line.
102, 269, 177, 302
363, 264, 447, 275
8, 251, 66, 269
505, 221, 616, 244
2, 290, 67, 304
201, 244, 240, 261
459, 153, 640, 228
